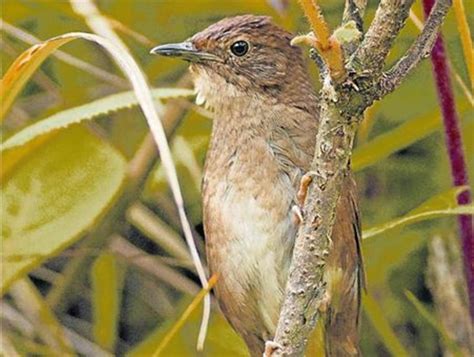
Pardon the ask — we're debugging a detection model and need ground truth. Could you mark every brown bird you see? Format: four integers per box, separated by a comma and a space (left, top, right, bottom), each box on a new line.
151, 15, 364, 356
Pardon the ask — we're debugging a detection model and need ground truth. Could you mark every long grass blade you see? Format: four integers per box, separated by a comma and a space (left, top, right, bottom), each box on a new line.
0, 31, 211, 348
152, 274, 218, 357
405, 291, 463, 356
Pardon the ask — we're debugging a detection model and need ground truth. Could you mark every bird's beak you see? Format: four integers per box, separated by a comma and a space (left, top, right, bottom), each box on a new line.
150, 42, 220, 62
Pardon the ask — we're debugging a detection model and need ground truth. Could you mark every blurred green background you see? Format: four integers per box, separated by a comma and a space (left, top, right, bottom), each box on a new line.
1, 0, 473, 356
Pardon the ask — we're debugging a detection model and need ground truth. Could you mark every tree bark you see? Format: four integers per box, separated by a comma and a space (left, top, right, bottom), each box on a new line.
267, 0, 453, 355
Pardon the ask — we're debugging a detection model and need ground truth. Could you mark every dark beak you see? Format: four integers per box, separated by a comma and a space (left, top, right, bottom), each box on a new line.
150, 42, 220, 62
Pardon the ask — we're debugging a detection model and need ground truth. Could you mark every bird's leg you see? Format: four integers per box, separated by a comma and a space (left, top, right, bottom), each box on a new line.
297, 171, 316, 205
292, 171, 318, 225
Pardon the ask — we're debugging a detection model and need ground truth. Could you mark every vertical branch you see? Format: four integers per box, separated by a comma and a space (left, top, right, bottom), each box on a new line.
351, 0, 415, 73
342, 0, 367, 30
268, 79, 358, 357
268, 0, 453, 355
422, 0, 474, 322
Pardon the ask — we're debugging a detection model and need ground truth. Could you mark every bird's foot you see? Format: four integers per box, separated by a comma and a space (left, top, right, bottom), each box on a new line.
264, 340, 283, 357
297, 171, 317, 206
292, 171, 317, 225
291, 205, 304, 225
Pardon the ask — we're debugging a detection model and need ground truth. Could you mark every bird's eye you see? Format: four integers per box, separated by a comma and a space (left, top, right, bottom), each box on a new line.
230, 41, 249, 56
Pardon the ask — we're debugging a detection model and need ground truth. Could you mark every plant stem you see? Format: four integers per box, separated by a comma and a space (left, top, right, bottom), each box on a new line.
422, 0, 474, 321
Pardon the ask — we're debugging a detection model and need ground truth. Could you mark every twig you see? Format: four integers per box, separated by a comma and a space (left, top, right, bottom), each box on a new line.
340, 0, 367, 56
126, 202, 192, 263
377, 0, 453, 98
296, 0, 345, 81
351, 0, 415, 73
106, 16, 154, 46
342, 0, 367, 31
109, 236, 200, 296
408, 10, 474, 105
422, 0, 473, 322
269, 78, 358, 355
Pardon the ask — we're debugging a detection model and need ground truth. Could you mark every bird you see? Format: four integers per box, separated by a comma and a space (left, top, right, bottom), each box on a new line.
151, 15, 364, 357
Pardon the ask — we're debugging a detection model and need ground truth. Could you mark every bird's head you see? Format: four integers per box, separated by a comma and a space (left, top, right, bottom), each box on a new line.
151, 15, 314, 112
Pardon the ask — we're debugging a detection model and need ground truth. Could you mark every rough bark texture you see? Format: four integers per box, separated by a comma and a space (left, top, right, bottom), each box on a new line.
351, 0, 414, 73
267, 0, 453, 355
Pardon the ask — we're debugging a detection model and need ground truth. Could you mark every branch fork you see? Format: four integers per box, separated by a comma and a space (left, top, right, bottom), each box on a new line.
267, 0, 453, 355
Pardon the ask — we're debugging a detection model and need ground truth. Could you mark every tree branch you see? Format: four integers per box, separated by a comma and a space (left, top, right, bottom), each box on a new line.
268, 78, 358, 356
267, 0, 453, 355
342, 0, 367, 31
351, 0, 415, 73
377, 0, 453, 98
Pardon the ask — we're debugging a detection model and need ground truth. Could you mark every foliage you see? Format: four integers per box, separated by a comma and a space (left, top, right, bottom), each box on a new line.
1, 1, 472, 356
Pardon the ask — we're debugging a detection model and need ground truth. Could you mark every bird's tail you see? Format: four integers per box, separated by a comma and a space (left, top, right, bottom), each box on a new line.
323, 268, 361, 357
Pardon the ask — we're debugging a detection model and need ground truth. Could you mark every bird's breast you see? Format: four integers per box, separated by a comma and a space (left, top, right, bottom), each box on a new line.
203, 141, 297, 334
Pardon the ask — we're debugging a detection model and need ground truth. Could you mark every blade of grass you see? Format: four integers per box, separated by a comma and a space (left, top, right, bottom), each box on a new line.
91, 252, 124, 351
408, 10, 473, 105
9, 279, 75, 354
352, 101, 470, 172
71, 1, 213, 343
126, 202, 192, 263
1, 87, 194, 151
106, 16, 154, 46
1, 32, 210, 342
405, 291, 463, 356
109, 236, 200, 296
152, 274, 218, 357
363, 187, 473, 239
452, 0, 473, 92
363, 293, 408, 356
0, 20, 128, 89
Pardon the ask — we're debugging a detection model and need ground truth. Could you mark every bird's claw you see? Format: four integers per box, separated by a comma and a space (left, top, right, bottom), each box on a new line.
291, 205, 304, 225
297, 171, 317, 206
264, 340, 283, 357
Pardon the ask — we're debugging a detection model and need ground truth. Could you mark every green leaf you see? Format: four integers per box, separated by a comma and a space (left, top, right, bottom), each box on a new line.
333, 21, 361, 44
363, 293, 409, 357
363, 187, 472, 239
0, 36, 73, 120
1, 88, 195, 151
91, 252, 124, 351
2, 34, 209, 337
353, 102, 470, 172
1, 126, 127, 293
